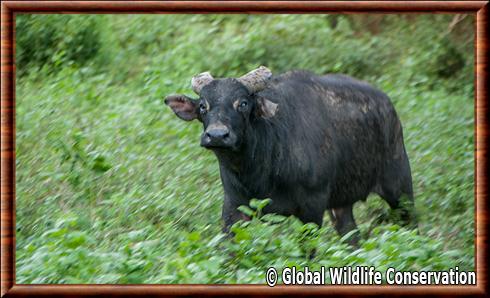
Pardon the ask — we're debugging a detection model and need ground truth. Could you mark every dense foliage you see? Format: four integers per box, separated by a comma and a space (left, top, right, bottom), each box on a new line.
15, 14, 474, 284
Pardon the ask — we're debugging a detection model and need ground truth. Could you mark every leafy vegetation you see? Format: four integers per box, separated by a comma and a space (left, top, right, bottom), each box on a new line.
15, 14, 474, 284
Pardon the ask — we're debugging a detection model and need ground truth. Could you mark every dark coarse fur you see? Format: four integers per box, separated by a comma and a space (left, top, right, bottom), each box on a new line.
166, 70, 415, 241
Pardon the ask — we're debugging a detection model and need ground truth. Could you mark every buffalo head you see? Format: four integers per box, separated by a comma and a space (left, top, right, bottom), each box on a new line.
165, 66, 278, 151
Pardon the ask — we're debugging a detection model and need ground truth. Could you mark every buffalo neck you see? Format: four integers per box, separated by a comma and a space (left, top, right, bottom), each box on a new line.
213, 118, 280, 198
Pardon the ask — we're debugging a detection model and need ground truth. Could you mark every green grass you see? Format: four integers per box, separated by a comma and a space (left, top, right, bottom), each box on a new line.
15, 14, 474, 284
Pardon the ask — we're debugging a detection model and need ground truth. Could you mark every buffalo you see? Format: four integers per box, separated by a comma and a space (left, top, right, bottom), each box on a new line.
165, 66, 415, 243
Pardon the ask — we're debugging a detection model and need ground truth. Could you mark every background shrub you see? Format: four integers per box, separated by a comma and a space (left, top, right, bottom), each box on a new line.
16, 15, 104, 75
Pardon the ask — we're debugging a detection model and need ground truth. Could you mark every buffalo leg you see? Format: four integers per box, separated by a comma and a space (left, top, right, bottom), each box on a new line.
297, 206, 324, 259
328, 204, 359, 246
376, 152, 417, 228
221, 194, 252, 235
298, 207, 324, 227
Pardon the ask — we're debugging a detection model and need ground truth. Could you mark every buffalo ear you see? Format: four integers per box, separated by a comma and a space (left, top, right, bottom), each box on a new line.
164, 94, 199, 121
256, 97, 278, 118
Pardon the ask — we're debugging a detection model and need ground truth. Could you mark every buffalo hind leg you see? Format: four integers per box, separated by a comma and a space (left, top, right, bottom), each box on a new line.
377, 154, 417, 228
328, 204, 359, 246
383, 191, 416, 228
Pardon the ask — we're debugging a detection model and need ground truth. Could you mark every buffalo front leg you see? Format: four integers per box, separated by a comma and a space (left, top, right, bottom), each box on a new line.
297, 206, 325, 260
220, 167, 251, 235
222, 194, 250, 235
328, 204, 359, 246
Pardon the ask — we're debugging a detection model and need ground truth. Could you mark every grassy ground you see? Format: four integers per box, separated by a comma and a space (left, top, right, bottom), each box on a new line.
15, 14, 474, 284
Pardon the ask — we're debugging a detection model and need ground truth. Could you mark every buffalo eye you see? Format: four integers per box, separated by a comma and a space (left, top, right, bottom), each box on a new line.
238, 100, 248, 111
199, 102, 207, 114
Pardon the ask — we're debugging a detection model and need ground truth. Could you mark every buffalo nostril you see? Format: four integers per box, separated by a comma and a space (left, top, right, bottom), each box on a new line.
206, 128, 229, 140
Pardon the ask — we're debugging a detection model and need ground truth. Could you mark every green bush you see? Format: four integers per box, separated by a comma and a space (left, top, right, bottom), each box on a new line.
16, 15, 103, 74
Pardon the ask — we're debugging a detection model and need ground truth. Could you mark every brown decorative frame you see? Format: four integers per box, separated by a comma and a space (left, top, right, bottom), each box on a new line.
1, 1, 488, 297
